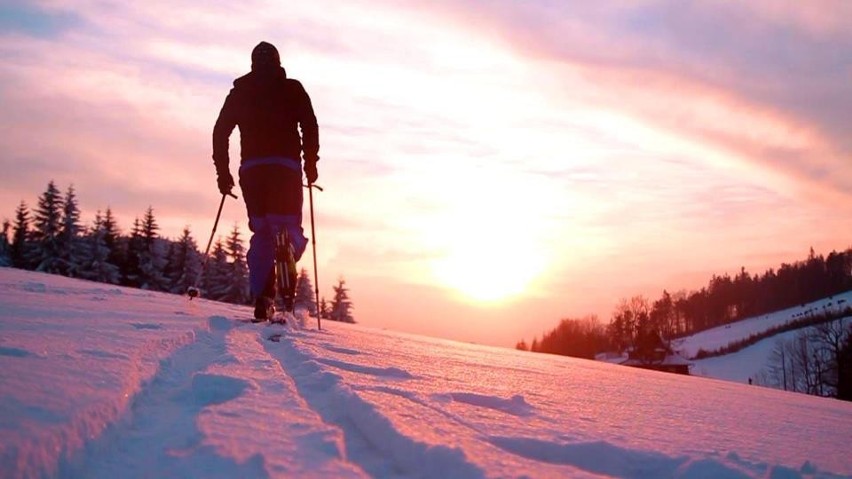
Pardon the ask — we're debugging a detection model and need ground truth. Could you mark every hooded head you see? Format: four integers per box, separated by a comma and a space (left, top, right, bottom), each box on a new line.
251, 41, 280, 71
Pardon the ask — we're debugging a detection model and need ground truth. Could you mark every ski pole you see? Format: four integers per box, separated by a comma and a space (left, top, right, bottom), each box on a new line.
188, 191, 237, 299
306, 183, 323, 329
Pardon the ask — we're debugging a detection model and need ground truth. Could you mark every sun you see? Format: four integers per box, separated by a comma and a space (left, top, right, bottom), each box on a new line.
433, 232, 545, 303
411, 160, 558, 305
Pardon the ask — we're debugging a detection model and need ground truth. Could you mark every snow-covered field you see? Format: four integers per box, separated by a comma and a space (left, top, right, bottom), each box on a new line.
1, 268, 851, 478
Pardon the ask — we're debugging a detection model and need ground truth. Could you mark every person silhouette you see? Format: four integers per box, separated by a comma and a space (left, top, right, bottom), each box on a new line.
212, 41, 319, 320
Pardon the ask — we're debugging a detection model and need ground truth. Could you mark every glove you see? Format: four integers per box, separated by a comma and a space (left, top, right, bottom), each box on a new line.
304, 160, 318, 184
217, 170, 235, 196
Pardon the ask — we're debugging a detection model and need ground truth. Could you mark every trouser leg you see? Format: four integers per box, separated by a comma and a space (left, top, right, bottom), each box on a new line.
240, 162, 308, 299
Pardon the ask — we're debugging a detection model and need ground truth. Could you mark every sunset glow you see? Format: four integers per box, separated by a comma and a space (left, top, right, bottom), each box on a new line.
1, 0, 850, 346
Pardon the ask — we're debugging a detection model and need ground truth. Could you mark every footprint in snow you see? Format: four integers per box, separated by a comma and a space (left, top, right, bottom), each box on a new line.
131, 323, 162, 330
189, 373, 250, 407
321, 343, 362, 355
0, 346, 37, 358
442, 392, 535, 417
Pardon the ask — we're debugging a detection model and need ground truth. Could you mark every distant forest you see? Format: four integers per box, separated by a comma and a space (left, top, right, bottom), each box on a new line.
517, 246, 852, 359
0, 181, 355, 323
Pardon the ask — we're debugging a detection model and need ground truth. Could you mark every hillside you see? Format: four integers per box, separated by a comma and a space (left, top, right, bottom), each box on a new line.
1, 267, 851, 478
669, 292, 852, 386
673, 291, 852, 359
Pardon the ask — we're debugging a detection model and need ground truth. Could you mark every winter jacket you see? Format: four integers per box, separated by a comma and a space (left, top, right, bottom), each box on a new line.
212, 66, 319, 176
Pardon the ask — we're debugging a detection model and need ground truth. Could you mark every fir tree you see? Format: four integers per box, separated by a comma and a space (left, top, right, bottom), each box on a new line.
77, 211, 120, 284
319, 297, 331, 319
137, 207, 167, 291
102, 207, 123, 269
123, 217, 144, 287
202, 240, 230, 301
294, 268, 317, 315
58, 185, 85, 276
329, 277, 355, 323
164, 227, 201, 294
29, 181, 63, 273
10, 201, 31, 269
222, 225, 249, 304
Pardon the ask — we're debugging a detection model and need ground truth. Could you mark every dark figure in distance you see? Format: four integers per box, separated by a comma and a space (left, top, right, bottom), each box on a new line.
212, 41, 319, 320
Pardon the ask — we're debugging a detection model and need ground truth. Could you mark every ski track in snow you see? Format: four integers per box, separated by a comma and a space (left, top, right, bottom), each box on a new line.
2, 269, 852, 478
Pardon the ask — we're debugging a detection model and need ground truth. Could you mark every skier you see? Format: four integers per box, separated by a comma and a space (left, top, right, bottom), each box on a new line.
212, 41, 319, 320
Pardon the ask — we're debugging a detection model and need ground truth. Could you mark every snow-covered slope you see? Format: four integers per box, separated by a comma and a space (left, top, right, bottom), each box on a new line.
671, 291, 851, 385
691, 327, 806, 384
1, 268, 851, 478
673, 291, 852, 359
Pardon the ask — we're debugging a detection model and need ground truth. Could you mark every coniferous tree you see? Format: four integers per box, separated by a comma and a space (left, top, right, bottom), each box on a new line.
202, 240, 230, 301
165, 227, 201, 295
222, 225, 249, 304
329, 277, 355, 323
77, 211, 120, 284
10, 201, 31, 269
319, 297, 331, 320
123, 217, 144, 287
294, 268, 317, 315
58, 185, 85, 276
29, 181, 63, 273
0, 219, 11, 267
101, 207, 123, 269
137, 207, 167, 291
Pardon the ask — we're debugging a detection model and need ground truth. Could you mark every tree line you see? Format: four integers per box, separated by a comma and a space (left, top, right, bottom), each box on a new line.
0, 180, 355, 323
519, 246, 852, 357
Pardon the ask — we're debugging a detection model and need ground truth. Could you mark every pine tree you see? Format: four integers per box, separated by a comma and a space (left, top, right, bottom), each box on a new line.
10, 201, 31, 269
164, 227, 201, 294
77, 211, 120, 284
58, 185, 85, 277
101, 207, 123, 269
0, 219, 11, 267
329, 277, 355, 323
222, 225, 249, 304
29, 181, 63, 273
319, 297, 331, 319
137, 207, 167, 291
122, 217, 144, 287
202, 240, 230, 301
294, 268, 317, 315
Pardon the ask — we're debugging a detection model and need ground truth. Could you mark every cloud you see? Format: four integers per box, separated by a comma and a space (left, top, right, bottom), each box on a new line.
428, 0, 852, 202
0, 3, 82, 38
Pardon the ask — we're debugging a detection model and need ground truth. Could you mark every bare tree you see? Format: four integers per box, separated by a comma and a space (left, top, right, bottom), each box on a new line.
809, 318, 849, 394
758, 319, 850, 398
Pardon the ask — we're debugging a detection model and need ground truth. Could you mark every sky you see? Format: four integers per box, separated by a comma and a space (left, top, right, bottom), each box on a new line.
1, 0, 851, 347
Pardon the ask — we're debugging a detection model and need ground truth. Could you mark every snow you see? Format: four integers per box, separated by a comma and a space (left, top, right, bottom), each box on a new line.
670, 291, 852, 385
1, 268, 851, 478
690, 328, 803, 384
673, 291, 852, 359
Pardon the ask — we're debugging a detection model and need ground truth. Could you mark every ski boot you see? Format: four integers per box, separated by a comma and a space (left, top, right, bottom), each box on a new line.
253, 296, 275, 322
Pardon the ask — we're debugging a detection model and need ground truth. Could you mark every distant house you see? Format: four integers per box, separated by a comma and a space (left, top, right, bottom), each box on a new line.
620, 332, 692, 375
620, 352, 692, 375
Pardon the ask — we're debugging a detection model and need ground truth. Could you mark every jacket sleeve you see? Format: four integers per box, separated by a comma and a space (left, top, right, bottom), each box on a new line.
212, 89, 238, 175
294, 81, 319, 163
